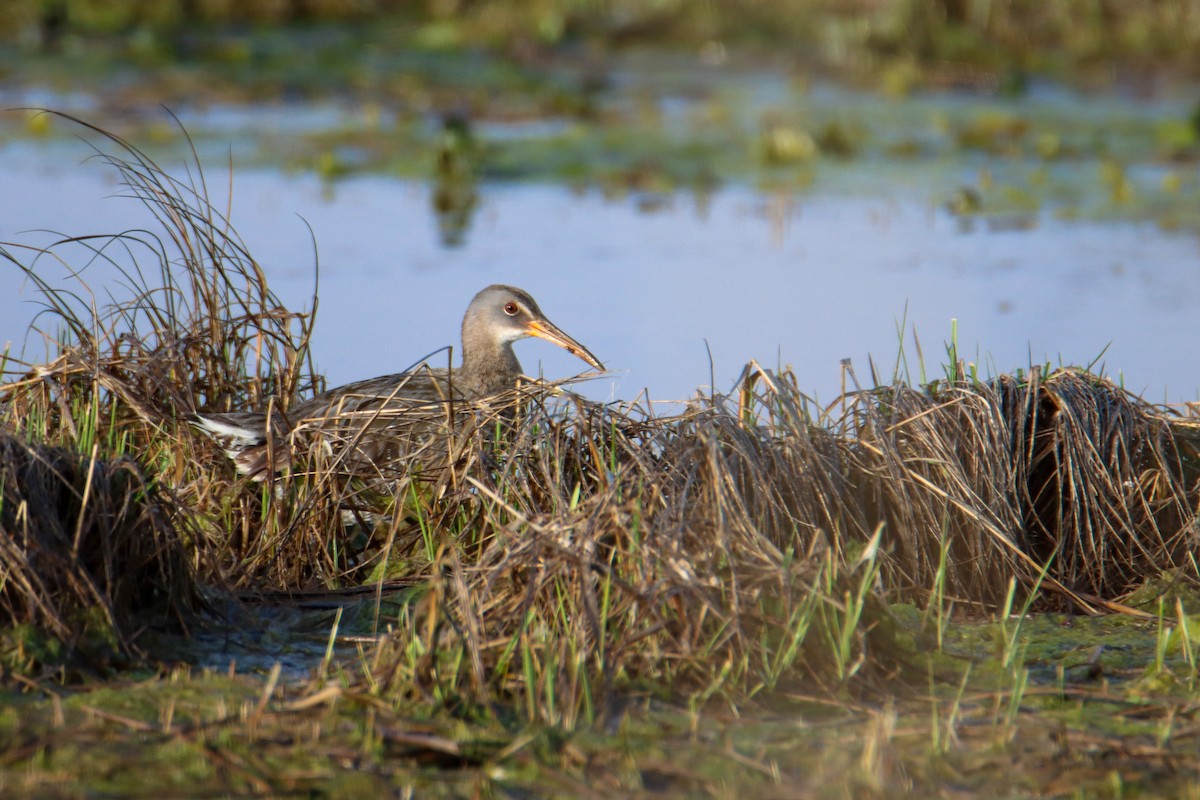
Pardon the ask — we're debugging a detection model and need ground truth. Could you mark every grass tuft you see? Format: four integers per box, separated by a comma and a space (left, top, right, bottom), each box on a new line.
0, 432, 195, 669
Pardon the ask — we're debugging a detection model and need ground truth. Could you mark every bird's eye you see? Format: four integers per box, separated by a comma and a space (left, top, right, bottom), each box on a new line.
503, 302, 519, 316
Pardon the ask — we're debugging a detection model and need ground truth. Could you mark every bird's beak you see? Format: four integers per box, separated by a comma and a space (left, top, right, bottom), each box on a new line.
526, 319, 604, 371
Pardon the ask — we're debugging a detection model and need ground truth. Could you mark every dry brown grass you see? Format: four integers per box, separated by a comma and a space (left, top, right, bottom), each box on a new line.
0, 432, 194, 665
343, 360, 1200, 715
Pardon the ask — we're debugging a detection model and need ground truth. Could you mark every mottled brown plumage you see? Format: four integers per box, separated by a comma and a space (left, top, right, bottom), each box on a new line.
193, 285, 602, 480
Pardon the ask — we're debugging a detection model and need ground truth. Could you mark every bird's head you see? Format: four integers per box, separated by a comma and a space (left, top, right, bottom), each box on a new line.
464, 284, 604, 371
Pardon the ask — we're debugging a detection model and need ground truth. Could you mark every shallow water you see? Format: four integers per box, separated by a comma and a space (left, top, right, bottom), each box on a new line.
2, 139, 1199, 407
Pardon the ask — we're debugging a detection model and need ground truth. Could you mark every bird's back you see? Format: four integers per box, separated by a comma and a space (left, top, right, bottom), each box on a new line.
194, 365, 478, 480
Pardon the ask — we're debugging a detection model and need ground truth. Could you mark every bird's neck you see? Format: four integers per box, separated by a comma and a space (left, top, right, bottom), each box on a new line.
459, 337, 522, 397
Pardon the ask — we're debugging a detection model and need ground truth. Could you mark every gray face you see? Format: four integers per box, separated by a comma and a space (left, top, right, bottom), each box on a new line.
465, 284, 604, 370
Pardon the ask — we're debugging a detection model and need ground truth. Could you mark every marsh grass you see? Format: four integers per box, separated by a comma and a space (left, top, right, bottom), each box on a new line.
1, 114, 1199, 728
0, 432, 194, 668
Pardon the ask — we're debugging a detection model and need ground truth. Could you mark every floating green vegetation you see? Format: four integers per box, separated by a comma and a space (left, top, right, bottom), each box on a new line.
4, 2, 1200, 235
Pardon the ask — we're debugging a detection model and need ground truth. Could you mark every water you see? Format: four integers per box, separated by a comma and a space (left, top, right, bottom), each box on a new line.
2, 139, 1199, 407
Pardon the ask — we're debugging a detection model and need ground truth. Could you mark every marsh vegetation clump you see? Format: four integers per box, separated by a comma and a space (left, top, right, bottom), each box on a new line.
0, 432, 195, 668
827, 366, 1197, 609
0, 111, 321, 661
0, 115, 1198, 725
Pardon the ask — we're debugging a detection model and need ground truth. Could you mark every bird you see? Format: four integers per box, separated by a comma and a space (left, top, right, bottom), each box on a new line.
192, 284, 603, 482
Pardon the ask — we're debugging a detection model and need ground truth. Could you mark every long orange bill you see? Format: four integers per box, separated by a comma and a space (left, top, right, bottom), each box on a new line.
526, 319, 604, 371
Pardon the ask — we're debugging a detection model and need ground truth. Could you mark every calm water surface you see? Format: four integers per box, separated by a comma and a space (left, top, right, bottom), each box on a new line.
2, 141, 1199, 407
